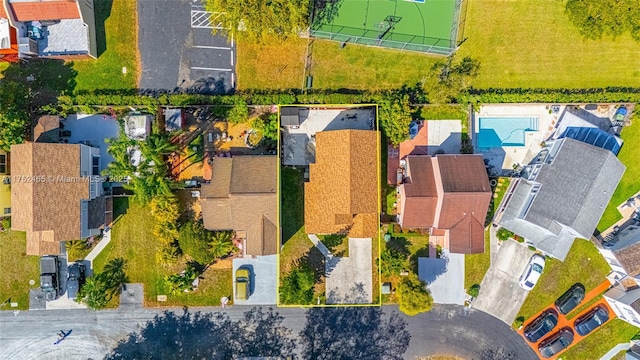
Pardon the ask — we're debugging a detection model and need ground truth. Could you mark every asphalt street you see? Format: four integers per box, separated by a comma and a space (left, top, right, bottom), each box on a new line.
0, 305, 537, 359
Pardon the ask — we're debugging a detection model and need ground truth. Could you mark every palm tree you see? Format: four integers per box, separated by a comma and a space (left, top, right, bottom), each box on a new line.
103, 258, 127, 294
209, 231, 236, 259
78, 275, 109, 309
65, 240, 87, 261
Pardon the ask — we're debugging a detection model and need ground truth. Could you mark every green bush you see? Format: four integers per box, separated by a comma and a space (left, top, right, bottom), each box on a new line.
513, 316, 525, 329
397, 275, 433, 316
469, 284, 480, 298
1, 217, 10, 230
496, 227, 515, 241
279, 264, 316, 305
178, 221, 215, 265
379, 247, 406, 277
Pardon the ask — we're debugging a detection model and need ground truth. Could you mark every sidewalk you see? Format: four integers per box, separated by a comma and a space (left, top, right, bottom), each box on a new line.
600, 343, 631, 360
85, 228, 112, 263
307, 234, 332, 259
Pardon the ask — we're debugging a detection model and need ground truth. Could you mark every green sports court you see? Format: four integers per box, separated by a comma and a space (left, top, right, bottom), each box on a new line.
311, 0, 466, 55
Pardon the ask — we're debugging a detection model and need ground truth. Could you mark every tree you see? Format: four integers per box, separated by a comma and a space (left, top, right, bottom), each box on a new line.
396, 275, 433, 316
279, 264, 316, 305
78, 275, 109, 309
227, 98, 249, 124
374, 92, 412, 146
251, 112, 278, 141
424, 55, 480, 104
65, 240, 87, 261
496, 227, 515, 241
165, 263, 200, 294
566, 0, 640, 41
209, 230, 236, 259
468, 284, 480, 298
205, 0, 310, 43
379, 247, 405, 277
0, 81, 29, 151
102, 258, 128, 296
178, 221, 216, 264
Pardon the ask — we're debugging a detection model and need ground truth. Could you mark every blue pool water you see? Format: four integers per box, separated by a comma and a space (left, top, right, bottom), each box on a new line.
478, 117, 539, 148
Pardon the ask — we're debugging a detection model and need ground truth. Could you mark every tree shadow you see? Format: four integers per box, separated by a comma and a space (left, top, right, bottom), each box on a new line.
300, 306, 411, 360
1, 58, 77, 115
94, 0, 113, 57
312, 0, 344, 28
300, 247, 325, 285
281, 166, 305, 242
105, 307, 296, 360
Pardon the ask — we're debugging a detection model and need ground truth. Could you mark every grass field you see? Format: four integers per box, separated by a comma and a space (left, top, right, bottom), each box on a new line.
458, 0, 640, 88
515, 240, 610, 322
562, 319, 639, 359
598, 116, 640, 230
464, 229, 490, 291
93, 199, 231, 307
71, 0, 138, 91
239, 0, 640, 90
0, 230, 39, 310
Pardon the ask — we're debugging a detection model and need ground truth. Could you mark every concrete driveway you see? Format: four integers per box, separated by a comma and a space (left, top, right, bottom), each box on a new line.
138, 0, 235, 93
325, 238, 372, 304
472, 240, 534, 324
232, 255, 277, 305
418, 253, 466, 305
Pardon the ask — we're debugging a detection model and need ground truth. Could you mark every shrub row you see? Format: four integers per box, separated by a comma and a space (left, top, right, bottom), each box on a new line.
464, 87, 640, 104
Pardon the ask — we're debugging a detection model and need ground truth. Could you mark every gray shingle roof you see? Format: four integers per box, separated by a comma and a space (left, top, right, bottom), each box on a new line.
499, 138, 625, 260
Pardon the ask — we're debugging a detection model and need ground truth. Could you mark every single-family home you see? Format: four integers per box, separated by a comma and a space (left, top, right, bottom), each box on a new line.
11, 142, 106, 255
496, 137, 625, 260
599, 220, 640, 284
1, 0, 97, 59
305, 129, 378, 238
604, 279, 640, 328
397, 154, 491, 254
201, 156, 277, 257
0, 3, 19, 62
0, 149, 10, 216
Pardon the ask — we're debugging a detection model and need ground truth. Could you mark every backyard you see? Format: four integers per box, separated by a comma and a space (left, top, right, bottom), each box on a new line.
0, 230, 39, 310
598, 116, 640, 230
515, 239, 611, 322
71, 0, 138, 91
92, 198, 231, 307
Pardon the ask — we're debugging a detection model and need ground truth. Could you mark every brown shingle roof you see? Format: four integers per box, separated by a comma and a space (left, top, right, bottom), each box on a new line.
11, 143, 89, 255
33, 115, 60, 143
387, 123, 428, 184
615, 242, 640, 277
400, 156, 438, 228
305, 130, 378, 238
201, 156, 277, 256
9, 0, 80, 21
436, 154, 491, 193
399, 154, 491, 254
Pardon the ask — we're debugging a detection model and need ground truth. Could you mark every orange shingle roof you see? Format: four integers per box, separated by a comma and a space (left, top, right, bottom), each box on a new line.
10, 1, 80, 22
305, 130, 379, 238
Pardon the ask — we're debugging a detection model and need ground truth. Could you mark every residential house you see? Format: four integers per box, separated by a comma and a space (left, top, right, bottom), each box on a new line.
0, 2, 19, 62
599, 222, 640, 286
0, 149, 10, 216
305, 129, 378, 238
497, 138, 625, 260
604, 280, 640, 328
397, 154, 491, 254
11, 142, 105, 255
33, 115, 61, 143
1, 0, 96, 59
201, 156, 277, 257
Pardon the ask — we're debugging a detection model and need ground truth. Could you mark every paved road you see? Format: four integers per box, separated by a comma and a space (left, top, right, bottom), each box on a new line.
138, 0, 235, 93
0, 305, 536, 359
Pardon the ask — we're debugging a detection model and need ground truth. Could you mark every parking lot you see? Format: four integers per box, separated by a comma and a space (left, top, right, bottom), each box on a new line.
472, 240, 534, 324
138, 0, 235, 93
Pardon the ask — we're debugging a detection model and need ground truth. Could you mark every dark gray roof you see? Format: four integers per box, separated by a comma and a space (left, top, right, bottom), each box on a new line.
605, 283, 640, 308
280, 107, 300, 126
499, 138, 625, 260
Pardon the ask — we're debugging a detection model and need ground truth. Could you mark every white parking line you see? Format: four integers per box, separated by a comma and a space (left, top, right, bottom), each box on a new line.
191, 66, 233, 72
230, 51, 234, 66
232, 72, 235, 86
192, 45, 232, 50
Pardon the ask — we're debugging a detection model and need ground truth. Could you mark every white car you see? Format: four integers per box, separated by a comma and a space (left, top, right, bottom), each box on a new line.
519, 254, 546, 291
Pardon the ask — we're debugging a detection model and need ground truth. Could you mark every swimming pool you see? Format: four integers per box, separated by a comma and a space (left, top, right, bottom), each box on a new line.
477, 117, 539, 148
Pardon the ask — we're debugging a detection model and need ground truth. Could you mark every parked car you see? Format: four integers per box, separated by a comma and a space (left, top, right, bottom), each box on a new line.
235, 267, 251, 300
574, 305, 610, 336
524, 309, 559, 343
555, 283, 586, 315
614, 105, 627, 121
67, 262, 86, 300
519, 254, 546, 291
40, 255, 61, 301
538, 328, 574, 358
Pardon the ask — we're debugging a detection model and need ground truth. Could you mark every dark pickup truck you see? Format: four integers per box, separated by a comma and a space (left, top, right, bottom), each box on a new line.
40, 255, 61, 301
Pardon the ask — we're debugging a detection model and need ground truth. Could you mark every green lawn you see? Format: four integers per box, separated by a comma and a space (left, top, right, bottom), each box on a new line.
0, 230, 39, 310
562, 319, 639, 359
93, 200, 231, 307
280, 166, 305, 242
598, 116, 640, 230
464, 229, 490, 291
71, 0, 138, 91
381, 230, 430, 304
515, 240, 610, 321
458, 0, 640, 88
